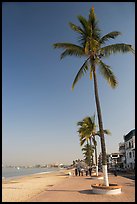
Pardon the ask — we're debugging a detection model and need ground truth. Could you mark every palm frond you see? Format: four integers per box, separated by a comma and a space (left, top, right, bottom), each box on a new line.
100, 31, 121, 44
77, 121, 83, 126
99, 60, 118, 88
83, 117, 92, 126
77, 15, 91, 36
96, 129, 111, 136
88, 7, 101, 40
80, 138, 86, 146
92, 137, 97, 146
90, 114, 95, 124
72, 58, 90, 90
88, 7, 96, 25
92, 26, 101, 40
78, 128, 89, 136
101, 43, 135, 57
78, 35, 87, 47
53, 43, 83, 50
53, 43, 85, 59
60, 49, 84, 59
69, 22, 85, 35
103, 129, 111, 135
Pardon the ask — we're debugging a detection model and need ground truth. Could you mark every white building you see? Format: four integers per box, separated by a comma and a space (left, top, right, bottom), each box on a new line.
124, 129, 135, 169
107, 153, 123, 169
98, 152, 123, 170
98, 129, 135, 171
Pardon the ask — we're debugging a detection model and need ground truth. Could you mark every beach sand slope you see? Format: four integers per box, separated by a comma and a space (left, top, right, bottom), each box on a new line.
2, 169, 71, 202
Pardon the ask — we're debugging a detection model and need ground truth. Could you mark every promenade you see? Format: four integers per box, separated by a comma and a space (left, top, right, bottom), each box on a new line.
27, 172, 135, 202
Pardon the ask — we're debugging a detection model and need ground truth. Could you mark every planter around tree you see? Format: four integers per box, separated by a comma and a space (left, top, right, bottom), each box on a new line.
91, 183, 122, 194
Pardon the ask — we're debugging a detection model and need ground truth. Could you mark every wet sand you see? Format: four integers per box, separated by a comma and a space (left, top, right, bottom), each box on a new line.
2, 169, 73, 202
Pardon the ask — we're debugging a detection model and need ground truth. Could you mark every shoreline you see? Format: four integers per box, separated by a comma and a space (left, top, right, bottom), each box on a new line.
2, 168, 60, 183
2, 168, 74, 202
2, 168, 61, 180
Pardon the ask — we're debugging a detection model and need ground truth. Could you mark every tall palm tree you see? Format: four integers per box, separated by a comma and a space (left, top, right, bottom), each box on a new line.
77, 115, 111, 176
53, 7, 134, 186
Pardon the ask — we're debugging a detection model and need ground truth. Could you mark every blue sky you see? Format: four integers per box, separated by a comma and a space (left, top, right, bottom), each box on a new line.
2, 2, 135, 166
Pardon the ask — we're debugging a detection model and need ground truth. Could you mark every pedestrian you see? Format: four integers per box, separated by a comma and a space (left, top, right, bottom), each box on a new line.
86, 169, 88, 176
89, 167, 92, 176
78, 167, 81, 176
114, 169, 117, 176
81, 168, 84, 176
75, 168, 78, 176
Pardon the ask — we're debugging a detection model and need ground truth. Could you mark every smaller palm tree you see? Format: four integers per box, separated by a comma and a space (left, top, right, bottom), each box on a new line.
77, 115, 111, 176
77, 119, 94, 166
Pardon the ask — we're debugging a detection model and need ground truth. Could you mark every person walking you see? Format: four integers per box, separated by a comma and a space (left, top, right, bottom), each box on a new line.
81, 168, 84, 176
86, 168, 88, 176
75, 168, 78, 176
89, 167, 92, 176
78, 167, 81, 176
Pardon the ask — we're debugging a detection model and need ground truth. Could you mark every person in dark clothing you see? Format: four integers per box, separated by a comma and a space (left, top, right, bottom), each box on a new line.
114, 169, 117, 176
86, 169, 88, 176
75, 168, 78, 176
89, 167, 92, 176
114, 161, 117, 176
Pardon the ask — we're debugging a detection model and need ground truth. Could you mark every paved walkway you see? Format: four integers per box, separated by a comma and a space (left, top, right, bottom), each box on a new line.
27, 173, 135, 202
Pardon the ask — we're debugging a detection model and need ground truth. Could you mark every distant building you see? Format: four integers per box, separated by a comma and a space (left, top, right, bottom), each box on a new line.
108, 153, 124, 169
98, 151, 126, 170
124, 129, 135, 169
98, 129, 135, 170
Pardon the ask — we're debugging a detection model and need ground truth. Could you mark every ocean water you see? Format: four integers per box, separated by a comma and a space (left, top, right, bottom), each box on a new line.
2, 167, 59, 180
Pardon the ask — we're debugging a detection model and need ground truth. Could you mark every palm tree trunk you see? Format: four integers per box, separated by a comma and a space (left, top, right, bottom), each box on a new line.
92, 67, 109, 186
89, 138, 93, 167
86, 140, 91, 167
93, 138, 98, 176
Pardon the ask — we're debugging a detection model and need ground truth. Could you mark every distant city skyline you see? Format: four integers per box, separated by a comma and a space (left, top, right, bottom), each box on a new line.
2, 2, 135, 166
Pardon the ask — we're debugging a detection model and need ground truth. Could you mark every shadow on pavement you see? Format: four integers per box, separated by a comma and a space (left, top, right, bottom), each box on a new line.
79, 189, 94, 195
117, 174, 135, 180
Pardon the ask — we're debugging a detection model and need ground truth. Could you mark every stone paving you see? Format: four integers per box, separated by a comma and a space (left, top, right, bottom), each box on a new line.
27, 172, 135, 202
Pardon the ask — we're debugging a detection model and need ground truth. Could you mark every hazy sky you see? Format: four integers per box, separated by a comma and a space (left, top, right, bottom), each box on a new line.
2, 2, 135, 166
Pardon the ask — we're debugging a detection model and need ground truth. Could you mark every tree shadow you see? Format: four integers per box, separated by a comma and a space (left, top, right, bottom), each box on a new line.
124, 182, 135, 187
120, 175, 135, 180
46, 188, 95, 195
84, 177, 93, 180
79, 189, 96, 195
46, 189, 78, 192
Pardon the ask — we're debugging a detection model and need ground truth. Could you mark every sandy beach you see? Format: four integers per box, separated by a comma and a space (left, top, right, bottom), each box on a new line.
2, 168, 73, 202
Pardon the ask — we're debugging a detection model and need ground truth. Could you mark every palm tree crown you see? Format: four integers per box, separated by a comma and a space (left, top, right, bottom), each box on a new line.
53, 7, 134, 90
